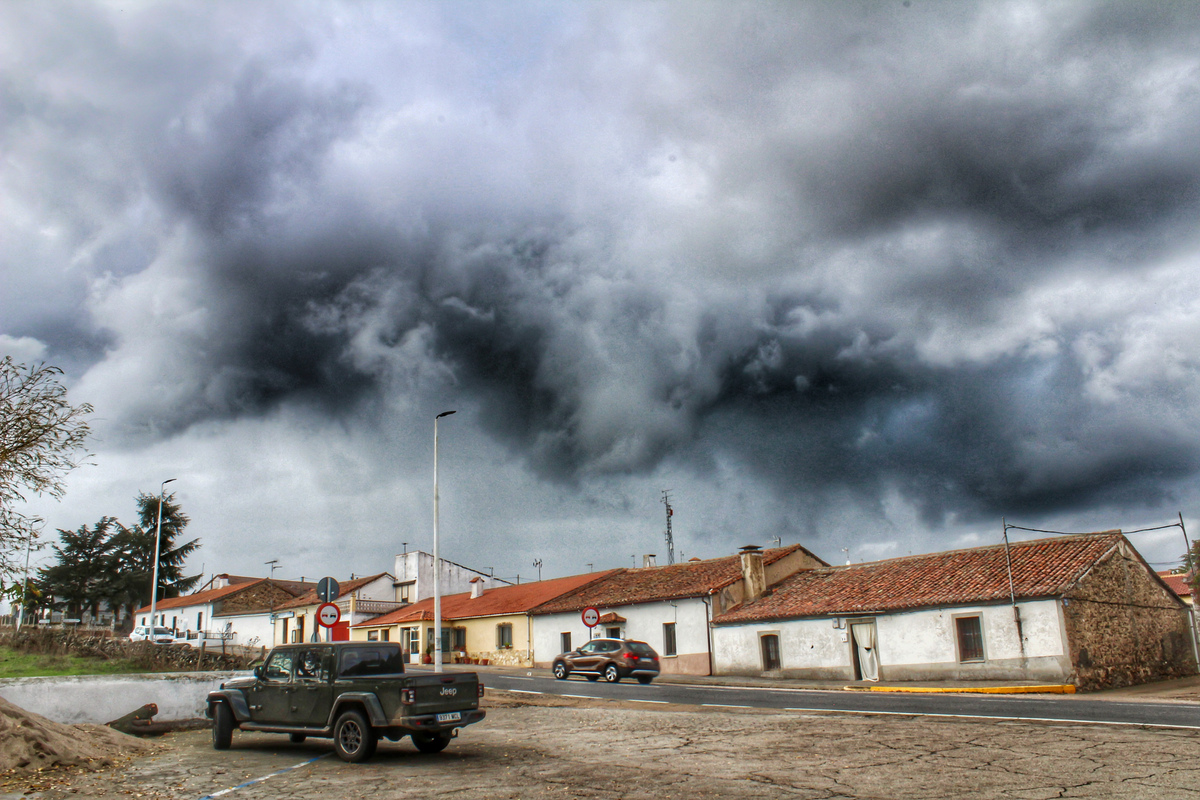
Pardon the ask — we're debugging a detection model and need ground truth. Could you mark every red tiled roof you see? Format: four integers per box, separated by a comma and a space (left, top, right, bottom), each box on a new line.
355, 571, 618, 628
714, 533, 1128, 624
1158, 571, 1193, 598
597, 613, 626, 624
276, 573, 392, 611
530, 545, 812, 614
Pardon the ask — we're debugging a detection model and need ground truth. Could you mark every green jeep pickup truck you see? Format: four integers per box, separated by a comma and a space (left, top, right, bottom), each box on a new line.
206, 642, 485, 762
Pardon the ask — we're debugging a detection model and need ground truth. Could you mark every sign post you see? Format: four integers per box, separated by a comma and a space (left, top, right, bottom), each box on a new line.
582, 606, 599, 640
317, 577, 340, 643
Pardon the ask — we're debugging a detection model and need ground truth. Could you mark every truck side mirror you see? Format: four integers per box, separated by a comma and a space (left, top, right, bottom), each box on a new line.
253, 664, 263, 679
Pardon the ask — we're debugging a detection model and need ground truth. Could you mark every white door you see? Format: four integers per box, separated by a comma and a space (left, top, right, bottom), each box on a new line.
850, 621, 879, 682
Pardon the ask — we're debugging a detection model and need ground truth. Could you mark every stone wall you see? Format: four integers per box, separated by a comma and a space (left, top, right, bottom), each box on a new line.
218, 583, 298, 615
1063, 542, 1197, 690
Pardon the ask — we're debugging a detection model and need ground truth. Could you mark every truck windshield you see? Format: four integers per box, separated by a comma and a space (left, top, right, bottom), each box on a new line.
338, 646, 406, 677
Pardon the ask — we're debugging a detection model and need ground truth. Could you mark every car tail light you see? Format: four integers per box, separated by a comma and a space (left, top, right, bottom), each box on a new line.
624, 652, 637, 660
478, 683, 485, 698
401, 688, 415, 705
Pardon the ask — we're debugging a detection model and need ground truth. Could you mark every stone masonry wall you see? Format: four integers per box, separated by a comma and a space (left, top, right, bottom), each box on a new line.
1063, 542, 1196, 691
218, 583, 298, 615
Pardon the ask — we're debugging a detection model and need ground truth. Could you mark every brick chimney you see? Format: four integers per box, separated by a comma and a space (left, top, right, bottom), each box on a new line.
739, 545, 766, 603
470, 576, 484, 598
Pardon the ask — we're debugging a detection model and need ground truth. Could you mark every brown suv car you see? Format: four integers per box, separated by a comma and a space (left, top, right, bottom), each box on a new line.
551, 638, 660, 684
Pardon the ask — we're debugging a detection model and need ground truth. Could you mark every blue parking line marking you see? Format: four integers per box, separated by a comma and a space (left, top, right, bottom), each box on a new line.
195, 753, 330, 800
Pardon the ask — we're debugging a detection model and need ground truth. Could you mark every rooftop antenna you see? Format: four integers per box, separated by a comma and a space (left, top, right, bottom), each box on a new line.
841, 548, 849, 565
771, 536, 781, 548
265, 559, 280, 580
587, 563, 594, 572
662, 490, 676, 565
533, 559, 543, 581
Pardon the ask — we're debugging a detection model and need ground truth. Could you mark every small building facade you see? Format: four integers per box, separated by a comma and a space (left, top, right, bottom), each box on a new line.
392, 551, 511, 605
271, 573, 396, 645
135, 577, 309, 647
712, 533, 1196, 690
530, 545, 827, 675
353, 571, 616, 666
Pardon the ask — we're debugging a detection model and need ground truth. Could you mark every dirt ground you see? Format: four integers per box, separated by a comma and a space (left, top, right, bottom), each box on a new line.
5, 691, 1200, 800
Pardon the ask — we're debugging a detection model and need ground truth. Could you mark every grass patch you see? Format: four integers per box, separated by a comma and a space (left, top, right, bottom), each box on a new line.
0, 645, 150, 678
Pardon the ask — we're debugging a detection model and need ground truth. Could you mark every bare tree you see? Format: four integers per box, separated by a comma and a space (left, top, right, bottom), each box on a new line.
0, 356, 92, 580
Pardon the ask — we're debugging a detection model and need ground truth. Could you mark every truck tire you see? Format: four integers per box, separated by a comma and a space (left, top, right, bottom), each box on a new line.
333, 709, 377, 763
211, 702, 233, 750
412, 732, 452, 753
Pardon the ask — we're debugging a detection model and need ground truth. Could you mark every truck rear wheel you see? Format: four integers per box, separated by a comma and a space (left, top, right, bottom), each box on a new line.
333, 709, 377, 763
211, 702, 233, 750
412, 732, 452, 753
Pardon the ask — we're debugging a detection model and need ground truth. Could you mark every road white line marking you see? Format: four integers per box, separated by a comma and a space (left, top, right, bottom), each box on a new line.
780, 708, 1200, 731
509, 689, 543, 695
701, 703, 751, 709
562, 694, 601, 699
195, 754, 330, 800
628, 699, 668, 704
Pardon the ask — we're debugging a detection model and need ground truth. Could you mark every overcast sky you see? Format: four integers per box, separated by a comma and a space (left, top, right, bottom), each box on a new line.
5, 1, 1200, 586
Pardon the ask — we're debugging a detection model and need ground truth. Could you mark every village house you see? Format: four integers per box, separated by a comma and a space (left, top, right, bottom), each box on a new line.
353, 571, 617, 665
711, 532, 1196, 690
392, 550, 511, 605
271, 573, 397, 645
529, 545, 826, 675
134, 574, 312, 647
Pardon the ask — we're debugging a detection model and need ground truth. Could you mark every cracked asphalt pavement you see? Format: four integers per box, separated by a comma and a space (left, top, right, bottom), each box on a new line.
10, 691, 1200, 800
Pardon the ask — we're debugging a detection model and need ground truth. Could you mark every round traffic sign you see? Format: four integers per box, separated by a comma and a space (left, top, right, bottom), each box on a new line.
582, 606, 600, 628
317, 602, 341, 628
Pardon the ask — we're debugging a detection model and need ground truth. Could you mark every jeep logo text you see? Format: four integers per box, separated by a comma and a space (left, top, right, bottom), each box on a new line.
440, 686, 458, 697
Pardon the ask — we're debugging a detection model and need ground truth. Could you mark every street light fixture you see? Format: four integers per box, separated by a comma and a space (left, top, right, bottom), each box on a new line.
148, 478, 177, 630
433, 410, 456, 673
15, 517, 42, 633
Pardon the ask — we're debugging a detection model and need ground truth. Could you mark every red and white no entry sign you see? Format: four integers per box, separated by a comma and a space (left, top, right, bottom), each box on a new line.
582, 606, 600, 628
317, 602, 341, 628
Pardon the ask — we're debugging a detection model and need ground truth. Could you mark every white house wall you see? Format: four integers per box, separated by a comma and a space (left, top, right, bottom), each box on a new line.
712, 600, 1071, 682
532, 598, 713, 675
393, 552, 507, 603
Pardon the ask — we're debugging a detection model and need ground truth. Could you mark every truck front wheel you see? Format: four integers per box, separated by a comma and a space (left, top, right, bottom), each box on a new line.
211, 702, 233, 750
333, 710, 377, 763
412, 732, 452, 753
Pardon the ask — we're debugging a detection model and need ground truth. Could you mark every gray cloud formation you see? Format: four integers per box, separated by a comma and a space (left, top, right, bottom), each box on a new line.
5, 1, 1200, 575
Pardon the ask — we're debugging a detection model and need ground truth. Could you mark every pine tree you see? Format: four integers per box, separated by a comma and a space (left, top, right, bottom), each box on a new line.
107, 491, 201, 620
39, 516, 119, 619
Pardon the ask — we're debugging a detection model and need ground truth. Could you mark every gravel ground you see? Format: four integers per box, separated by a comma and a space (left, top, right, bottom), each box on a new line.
5, 691, 1200, 800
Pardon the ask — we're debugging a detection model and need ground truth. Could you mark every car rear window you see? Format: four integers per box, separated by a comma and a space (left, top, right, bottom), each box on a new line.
338, 646, 406, 677
627, 642, 655, 656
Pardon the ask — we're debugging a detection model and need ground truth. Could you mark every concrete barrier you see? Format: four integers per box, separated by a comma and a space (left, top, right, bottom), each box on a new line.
0, 671, 248, 725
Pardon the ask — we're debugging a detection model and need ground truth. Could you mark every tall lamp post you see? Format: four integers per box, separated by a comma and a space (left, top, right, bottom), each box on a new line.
148, 478, 177, 630
433, 410, 456, 673
15, 517, 42, 632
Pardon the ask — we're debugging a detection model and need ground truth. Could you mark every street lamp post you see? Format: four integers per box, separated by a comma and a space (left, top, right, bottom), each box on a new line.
15, 517, 41, 632
433, 411, 456, 673
148, 478, 177, 630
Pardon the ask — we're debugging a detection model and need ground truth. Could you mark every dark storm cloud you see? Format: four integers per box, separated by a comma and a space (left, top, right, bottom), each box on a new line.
6, 0, 1200, 556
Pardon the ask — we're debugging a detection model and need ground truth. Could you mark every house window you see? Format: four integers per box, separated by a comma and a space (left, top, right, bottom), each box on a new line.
197, 612, 203, 630
662, 623, 677, 656
760, 633, 781, 671
606, 626, 622, 639
497, 623, 513, 649
367, 630, 379, 641
956, 616, 985, 662
561, 632, 572, 653
397, 582, 413, 603
453, 628, 466, 650
382, 629, 390, 642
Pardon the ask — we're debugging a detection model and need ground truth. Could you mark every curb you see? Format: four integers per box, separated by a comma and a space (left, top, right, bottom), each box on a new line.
846, 684, 1076, 694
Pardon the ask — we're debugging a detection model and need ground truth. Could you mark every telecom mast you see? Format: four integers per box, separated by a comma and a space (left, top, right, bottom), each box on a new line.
662, 490, 675, 565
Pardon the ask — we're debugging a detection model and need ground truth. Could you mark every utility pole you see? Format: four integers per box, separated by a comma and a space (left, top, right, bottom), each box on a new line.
662, 490, 675, 565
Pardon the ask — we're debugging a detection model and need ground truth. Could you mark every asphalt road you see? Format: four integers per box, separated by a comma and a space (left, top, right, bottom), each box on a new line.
482, 669, 1200, 729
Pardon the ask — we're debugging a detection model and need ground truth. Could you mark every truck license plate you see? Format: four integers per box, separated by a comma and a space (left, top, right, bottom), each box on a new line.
436, 712, 461, 723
